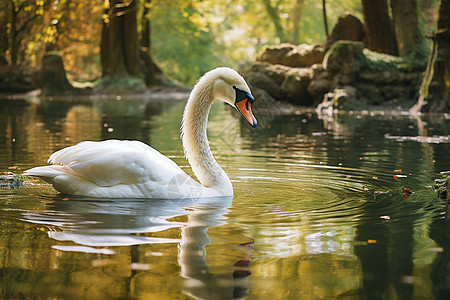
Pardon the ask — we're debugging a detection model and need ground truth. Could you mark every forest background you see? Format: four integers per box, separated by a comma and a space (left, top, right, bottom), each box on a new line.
0, 0, 446, 112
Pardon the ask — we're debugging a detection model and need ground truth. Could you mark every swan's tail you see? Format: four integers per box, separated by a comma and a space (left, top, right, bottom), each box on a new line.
23, 165, 95, 196
23, 165, 70, 181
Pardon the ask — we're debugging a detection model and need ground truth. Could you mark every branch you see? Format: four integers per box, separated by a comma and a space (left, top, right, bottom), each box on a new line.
16, 13, 40, 34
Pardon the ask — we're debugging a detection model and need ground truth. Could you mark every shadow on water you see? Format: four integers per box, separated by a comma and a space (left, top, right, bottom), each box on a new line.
17, 195, 251, 299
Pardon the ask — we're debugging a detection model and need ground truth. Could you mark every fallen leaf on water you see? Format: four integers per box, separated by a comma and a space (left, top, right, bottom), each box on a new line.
403, 188, 412, 200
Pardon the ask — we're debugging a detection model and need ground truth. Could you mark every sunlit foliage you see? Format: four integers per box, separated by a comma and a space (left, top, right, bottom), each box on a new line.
1, 0, 103, 80
0, 0, 439, 86
150, 0, 222, 85
150, 0, 363, 85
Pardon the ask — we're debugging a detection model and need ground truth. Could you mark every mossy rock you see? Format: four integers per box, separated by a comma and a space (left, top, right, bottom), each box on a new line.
0, 174, 23, 188
357, 49, 412, 72
435, 176, 450, 202
94, 76, 147, 94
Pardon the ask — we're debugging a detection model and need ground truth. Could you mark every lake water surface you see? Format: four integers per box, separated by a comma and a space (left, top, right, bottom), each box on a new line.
1, 96, 450, 299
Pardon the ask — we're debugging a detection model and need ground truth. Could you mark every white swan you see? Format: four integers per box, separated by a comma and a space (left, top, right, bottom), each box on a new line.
24, 67, 257, 199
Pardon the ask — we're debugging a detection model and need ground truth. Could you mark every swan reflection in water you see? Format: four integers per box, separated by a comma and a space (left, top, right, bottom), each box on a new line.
21, 196, 252, 299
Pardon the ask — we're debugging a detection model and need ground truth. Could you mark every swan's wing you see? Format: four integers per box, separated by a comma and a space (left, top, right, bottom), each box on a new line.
46, 140, 183, 187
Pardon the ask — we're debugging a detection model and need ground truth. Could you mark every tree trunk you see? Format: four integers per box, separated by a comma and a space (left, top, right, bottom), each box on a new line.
140, 0, 163, 85
0, 3, 9, 65
322, 0, 329, 39
390, 0, 422, 56
410, 0, 450, 113
262, 0, 286, 43
10, 1, 18, 66
361, 0, 398, 55
291, 0, 303, 44
101, 0, 143, 79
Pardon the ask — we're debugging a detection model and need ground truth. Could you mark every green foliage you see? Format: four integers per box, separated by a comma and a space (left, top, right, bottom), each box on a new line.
1, 0, 438, 87
148, 0, 364, 85
150, 1, 222, 85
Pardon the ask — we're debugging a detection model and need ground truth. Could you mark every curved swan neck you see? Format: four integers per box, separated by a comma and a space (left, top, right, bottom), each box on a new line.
181, 76, 231, 190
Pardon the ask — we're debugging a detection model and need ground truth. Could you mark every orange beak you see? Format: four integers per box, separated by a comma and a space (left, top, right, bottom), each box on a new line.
236, 98, 257, 128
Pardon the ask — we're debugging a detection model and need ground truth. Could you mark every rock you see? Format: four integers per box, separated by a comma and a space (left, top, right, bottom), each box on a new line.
246, 63, 284, 99
323, 41, 364, 86
316, 86, 367, 112
307, 64, 330, 102
246, 62, 313, 105
281, 67, 313, 105
354, 83, 384, 104
314, 40, 423, 111
436, 176, 450, 203
258, 43, 325, 67
247, 39, 424, 111
0, 174, 23, 188
329, 14, 366, 44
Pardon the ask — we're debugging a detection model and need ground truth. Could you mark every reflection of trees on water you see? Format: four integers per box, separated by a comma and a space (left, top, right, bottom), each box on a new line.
179, 201, 251, 299
0, 99, 32, 167
0, 98, 172, 169
242, 112, 450, 189
15, 196, 251, 299
429, 215, 450, 299
354, 192, 417, 299
238, 110, 450, 297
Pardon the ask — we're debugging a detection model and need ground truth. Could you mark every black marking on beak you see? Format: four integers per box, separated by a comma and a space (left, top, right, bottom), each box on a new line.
233, 86, 255, 105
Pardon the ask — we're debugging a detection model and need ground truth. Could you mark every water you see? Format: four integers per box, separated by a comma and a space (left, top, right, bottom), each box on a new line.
1, 96, 450, 299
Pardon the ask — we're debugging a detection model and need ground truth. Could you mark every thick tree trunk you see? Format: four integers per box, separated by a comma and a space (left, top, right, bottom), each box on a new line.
361, 0, 398, 55
410, 0, 450, 113
101, 0, 143, 79
390, 0, 422, 56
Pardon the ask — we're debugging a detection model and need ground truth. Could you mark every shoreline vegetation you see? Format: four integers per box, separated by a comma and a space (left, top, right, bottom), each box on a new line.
1, 10, 448, 115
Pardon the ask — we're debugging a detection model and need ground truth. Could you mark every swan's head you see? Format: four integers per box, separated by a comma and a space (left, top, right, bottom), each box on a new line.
209, 67, 257, 128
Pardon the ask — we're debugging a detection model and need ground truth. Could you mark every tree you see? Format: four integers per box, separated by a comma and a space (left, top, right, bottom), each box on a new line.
140, 0, 164, 85
1, 0, 48, 66
410, 0, 450, 113
101, 0, 143, 79
99, 0, 168, 90
390, 0, 423, 57
361, 0, 398, 55
322, 0, 329, 40
262, 0, 287, 43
